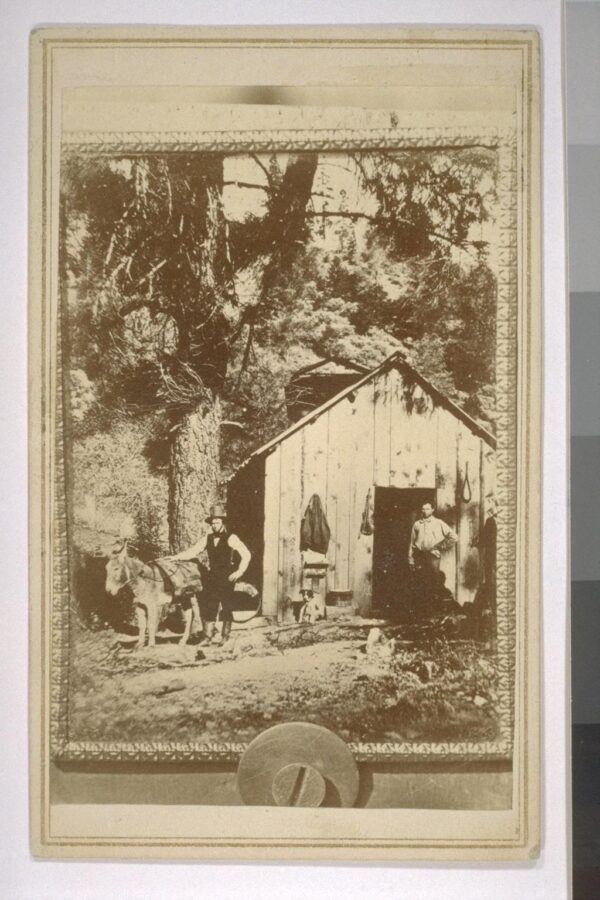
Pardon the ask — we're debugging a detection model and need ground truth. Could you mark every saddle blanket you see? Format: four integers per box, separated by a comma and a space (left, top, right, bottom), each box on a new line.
153, 560, 259, 600
153, 558, 203, 596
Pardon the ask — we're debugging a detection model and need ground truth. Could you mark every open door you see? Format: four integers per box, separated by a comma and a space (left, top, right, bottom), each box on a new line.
372, 486, 436, 617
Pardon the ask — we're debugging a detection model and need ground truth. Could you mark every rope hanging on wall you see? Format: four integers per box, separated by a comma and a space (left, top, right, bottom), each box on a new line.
461, 461, 472, 503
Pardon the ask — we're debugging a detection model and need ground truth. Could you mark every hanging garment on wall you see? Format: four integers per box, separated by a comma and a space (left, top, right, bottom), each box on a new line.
300, 493, 331, 555
360, 487, 374, 536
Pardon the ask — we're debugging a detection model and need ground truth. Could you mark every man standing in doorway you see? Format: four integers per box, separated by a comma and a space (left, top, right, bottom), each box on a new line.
170, 504, 251, 645
408, 502, 457, 583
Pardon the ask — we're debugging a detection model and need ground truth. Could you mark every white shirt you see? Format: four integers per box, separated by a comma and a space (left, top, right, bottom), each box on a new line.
409, 516, 457, 562
172, 530, 251, 576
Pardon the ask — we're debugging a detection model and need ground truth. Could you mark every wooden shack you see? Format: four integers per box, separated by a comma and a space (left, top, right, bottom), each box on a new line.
284, 358, 368, 423
227, 351, 496, 621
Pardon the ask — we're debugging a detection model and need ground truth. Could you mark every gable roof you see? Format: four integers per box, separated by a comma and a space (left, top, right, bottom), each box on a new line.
230, 351, 495, 480
291, 357, 369, 378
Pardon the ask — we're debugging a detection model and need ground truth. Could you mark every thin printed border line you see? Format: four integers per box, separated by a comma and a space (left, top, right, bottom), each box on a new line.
51, 125, 517, 766
34, 32, 536, 851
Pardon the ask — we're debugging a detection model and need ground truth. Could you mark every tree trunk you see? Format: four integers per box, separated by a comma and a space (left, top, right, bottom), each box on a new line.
165, 154, 319, 551
168, 398, 222, 552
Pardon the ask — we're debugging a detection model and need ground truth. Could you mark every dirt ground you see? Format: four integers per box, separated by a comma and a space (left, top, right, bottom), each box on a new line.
69, 614, 500, 746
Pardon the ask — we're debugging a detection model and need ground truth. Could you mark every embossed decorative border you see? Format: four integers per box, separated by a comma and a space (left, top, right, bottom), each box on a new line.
52, 125, 517, 763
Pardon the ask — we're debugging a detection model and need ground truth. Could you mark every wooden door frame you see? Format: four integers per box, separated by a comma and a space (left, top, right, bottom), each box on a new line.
371, 485, 437, 614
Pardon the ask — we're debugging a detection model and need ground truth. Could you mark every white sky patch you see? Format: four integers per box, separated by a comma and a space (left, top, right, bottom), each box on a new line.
223, 155, 270, 221
222, 152, 377, 243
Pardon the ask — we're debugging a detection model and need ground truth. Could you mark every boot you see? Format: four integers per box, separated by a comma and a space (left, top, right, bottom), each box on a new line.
221, 620, 232, 644
200, 621, 216, 644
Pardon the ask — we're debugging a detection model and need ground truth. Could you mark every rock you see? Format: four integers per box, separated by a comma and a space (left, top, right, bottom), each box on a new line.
478, 660, 495, 678
421, 660, 435, 681
365, 628, 384, 654
234, 631, 271, 656
473, 695, 488, 707
413, 662, 431, 683
379, 637, 396, 659
149, 678, 186, 698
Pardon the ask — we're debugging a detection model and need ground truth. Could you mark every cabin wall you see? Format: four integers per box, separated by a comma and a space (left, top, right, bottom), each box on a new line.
259, 365, 494, 617
346, 379, 375, 613
455, 422, 483, 605
435, 407, 460, 597
387, 367, 437, 490
278, 430, 303, 616
262, 382, 375, 620
262, 445, 281, 618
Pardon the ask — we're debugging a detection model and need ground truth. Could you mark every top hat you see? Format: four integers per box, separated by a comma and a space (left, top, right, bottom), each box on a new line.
205, 503, 228, 523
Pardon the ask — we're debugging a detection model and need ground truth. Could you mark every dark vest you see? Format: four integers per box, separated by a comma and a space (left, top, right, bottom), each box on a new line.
206, 531, 236, 577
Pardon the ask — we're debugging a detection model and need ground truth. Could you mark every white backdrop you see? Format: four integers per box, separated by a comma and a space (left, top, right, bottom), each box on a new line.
0, 1, 568, 897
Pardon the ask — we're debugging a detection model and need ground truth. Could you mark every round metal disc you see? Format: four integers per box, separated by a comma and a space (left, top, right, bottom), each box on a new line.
237, 722, 359, 807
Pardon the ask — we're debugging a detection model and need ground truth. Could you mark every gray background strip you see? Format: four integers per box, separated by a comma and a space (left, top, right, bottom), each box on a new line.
566, 2, 600, 145
571, 293, 600, 436
568, 2, 600, 725
568, 148, 600, 293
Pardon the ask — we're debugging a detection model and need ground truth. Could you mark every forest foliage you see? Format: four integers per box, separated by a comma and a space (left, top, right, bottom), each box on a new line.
63, 149, 497, 551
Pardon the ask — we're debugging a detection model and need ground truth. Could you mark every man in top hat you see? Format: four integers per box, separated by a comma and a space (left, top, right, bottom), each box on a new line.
169, 504, 251, 644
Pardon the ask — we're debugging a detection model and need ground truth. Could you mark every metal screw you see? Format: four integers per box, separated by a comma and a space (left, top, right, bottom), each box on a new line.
272, 763, 326, 807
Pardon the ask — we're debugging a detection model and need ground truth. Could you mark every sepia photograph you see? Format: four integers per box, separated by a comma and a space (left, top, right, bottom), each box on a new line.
62, 144, 502, 756
29, 26, 541, 859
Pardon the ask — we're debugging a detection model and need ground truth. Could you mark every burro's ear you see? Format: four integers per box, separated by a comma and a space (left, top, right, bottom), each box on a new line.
111, 539, 127, 558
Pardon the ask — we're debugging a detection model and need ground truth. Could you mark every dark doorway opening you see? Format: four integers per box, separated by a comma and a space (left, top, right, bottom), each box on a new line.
226, 457, 265, 596
372, 486, 436, 618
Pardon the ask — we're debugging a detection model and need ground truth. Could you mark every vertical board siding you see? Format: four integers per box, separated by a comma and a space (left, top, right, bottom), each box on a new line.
326, 395, 354, 591
482, 444, 496, 511
373, 370, 392, 487
324, 411, 338, 587
388, 368, 436, 488
389, 366, 411, 488
351, 378, 375, 613
339, 397, 355, 592
300, 411, 329, 507
420, 390, 437, 487
262, 446, 281, 618
481, 443, 497, 586
407, 385, 437, 488
435, 406, 459, 596
456, 425, 482, 605
346, 391, 362, 603
278, 431, 303, 621
299, 411, 330, 595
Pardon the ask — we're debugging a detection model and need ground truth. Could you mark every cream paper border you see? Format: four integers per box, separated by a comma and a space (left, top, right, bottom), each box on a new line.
29, 25, 541, 860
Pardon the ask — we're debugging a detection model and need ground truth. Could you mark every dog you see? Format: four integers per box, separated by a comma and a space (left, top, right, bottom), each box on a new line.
291, 588, 326, 625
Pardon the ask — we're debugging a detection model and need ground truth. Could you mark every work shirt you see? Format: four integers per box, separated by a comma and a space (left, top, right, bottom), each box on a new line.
409, 516, 457, 563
